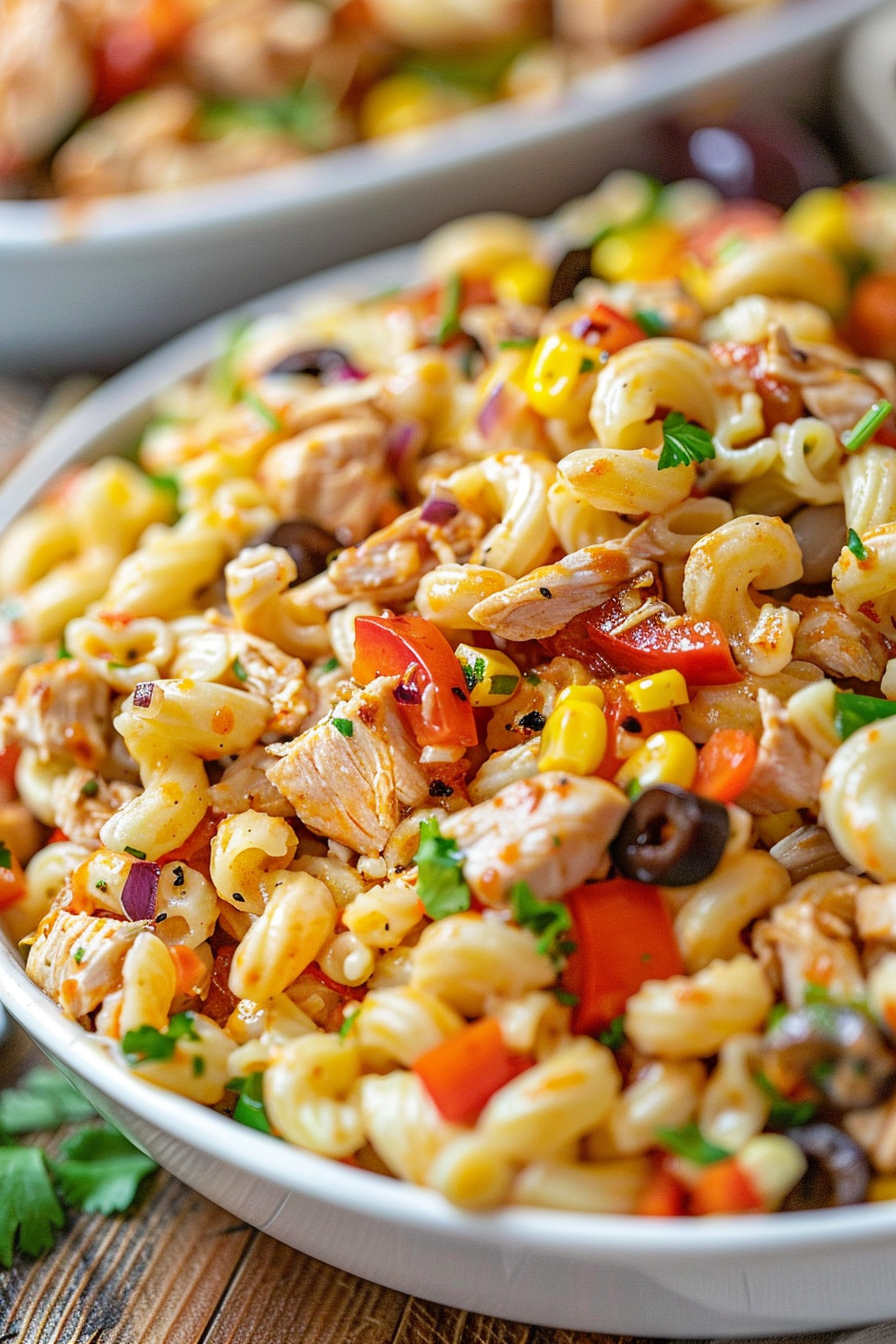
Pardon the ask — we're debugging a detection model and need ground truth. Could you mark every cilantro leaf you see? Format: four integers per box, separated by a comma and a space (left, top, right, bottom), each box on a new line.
0, 1068, 95, 1135
0, 1147, 65, 1266
228, 1072, 273, 1135
846, 528, 867, 561
634, 309, 667, 337
597, 1015, 626, 1051
122, 1013, 200, 1066
510, 881, 572, 960
414, 818, 471, 920
51, 1125, 157, 1215
655, 1121, 730, 1165
657, 411, 716, 472
753, 1071, 817, 1129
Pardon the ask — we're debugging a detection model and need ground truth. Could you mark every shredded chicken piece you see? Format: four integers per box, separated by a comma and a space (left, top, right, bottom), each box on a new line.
51, 768, 140, 849
327, 504, 484, 605
0, 658, 110, 768
790, 595, 890, 683
26, 910, 147, 1020
855, 884, 896, 946
468, 545, 653, 640
259, 416, 397, 545
737, 690, 825, 816
208, 744, 293, 817
267, 676, 429, 855
761, 327, 896, 437
752, 871, 866, 1008
441, 772, 629, 906
204, 615, 314, 734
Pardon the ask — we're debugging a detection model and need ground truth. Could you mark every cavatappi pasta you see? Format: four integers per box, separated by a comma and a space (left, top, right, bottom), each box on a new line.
11, 173, 896, 1217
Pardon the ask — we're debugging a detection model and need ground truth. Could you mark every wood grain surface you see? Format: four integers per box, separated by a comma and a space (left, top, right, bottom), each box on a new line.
0, 1019, 648, 1344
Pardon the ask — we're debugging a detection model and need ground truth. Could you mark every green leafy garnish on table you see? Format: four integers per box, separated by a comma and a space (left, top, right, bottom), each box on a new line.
51, 1126, 158, 1215
0, 1147, 65, 1266
414, 817, 470, 920
0, 1067, 94, 1134
657, 411, 716, 472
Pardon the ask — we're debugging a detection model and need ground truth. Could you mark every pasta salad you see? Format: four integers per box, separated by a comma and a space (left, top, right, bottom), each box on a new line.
6, 170, 896, 1217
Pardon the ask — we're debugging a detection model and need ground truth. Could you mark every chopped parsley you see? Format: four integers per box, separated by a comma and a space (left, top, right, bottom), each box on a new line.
753, 1071, 817, 1129
510, 881, 573, 961
462, 654, 487, 693
414, 817, 471, 920
232, 657, 248, 682
331, 717, 354, 738
56, 646, 73, 660
553, 987, 580, 1008
634, 309, 667, 337
0, 842, 11, 871
95, 879, 108, 892
580, 356, 596, 374
489, 673, 519, 698
321, 656, 339, 674
122, 1013, 201, 1066
124, 846, 146, 861
212, 315, 252, 403
498, 336, 537, 349
72, 947, 85, 964
227, 1072, 272, 1135
833, 691, 896, 741
80, 779, 100, 798
524, 671, 541, 686
339, 1008, 359, 1040
240, 387, 283, 433
655, 1121, 729, 1166
597, 1015, 627, 1052
842, 399, 893, 452
436, 273, 463, 346
657, 411, 716, 472
846, 528, 868, 561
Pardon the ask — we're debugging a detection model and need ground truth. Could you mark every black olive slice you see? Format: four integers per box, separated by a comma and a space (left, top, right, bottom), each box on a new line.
266, 347, 353, 380
610, 784, 730, 886
762, 1005, 896, 1111
263, 519, 341, 585
783, 1124, 870, 1209
548, 248, 593, 308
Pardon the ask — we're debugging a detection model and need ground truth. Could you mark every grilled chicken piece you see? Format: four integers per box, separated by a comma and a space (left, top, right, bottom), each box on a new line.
259, 416, 397, 546
791, 596, 890, 683
267, 676, 429, 855
51, 768, 140, 848
468, 545, 652, 640
208, 744, 293, 817
0, 658, 110, 768
26, 910, 147, 1020
441, 772, 629, 906
752, 872, 865, 1009
737, 690, 825, 817
327, 504, 484, 606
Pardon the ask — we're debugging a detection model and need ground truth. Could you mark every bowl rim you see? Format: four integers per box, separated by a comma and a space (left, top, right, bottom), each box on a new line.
0, 0, 881, 250
3, 230, 896, 1261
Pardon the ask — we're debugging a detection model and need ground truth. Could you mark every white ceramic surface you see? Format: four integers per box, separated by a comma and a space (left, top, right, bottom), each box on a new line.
3, 246, 896, 1337
0, 0, 885, 375
839, 3, 896, 174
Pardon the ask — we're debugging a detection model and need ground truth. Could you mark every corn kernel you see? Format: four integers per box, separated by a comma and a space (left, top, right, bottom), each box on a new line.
492, 257, 552, 306
869, 1177, 896, 1203
592, 221, 683, 284
556, 684, 605, 709
455, 643, 521, 708
614, 730, 697, 793
525, 331, 591, 418
359, 75, 473, 140
755, 811, 803, 848
538, 701, 607, 776
785, 188, 856, 258
624, 669, 689, 713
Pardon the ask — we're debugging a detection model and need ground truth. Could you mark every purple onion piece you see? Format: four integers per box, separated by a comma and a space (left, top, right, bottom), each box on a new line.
121, 860, 161, 922
393, 676, 422, 705
477, 383, 506, 437
133, 682, 155, 709
420, 496, 459, 526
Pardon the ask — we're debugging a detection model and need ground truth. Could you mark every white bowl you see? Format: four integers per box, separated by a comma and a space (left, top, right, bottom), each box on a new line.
0, 0, 885, 376
3, 245, 896, 1338
839, 3, 896, 174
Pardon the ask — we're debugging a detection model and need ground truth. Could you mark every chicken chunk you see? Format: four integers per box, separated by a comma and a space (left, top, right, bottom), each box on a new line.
26, 910, 147, 1021
208, 744, 293, 817
468, 546, 652, 640
267, 676, 429, 855
0, 658, 111, 769
441, 772, 629, 906
51, 768, 140, 848
327, 504, 484, 606
791, 596, 890, 683
737, 690, 825, 817
752, 872, 865, 1009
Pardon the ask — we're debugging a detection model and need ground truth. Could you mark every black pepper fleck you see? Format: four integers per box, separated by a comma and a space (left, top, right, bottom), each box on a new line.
539, 587, 553, 598
429, 780, 454, 798
451, 686, 467, 700
232, 892, 245, 903
519, 710, 546, 732
621, 716, 642, 734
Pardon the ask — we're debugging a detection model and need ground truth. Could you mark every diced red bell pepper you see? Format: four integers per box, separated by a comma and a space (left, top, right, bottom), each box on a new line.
587, 594, 743, 687
693, 728, 757, 803
353, 613, 477, 748
305, 963, 367, 1003
563, 878, 685, 1034
690, 1159, 764, 1216
578, 303, 645, 355
637, 1165, 688, 1217
414, 1018, 533, 1123
94, 0, 193, 110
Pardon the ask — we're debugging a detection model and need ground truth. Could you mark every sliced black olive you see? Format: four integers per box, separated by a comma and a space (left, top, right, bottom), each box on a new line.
610, 784, 729, 886
783, 1123, 870, 1209
266, 347, 353, 381
762, 1005, 896, 1111
263, 520, 341, 585
548, 248, 593, 308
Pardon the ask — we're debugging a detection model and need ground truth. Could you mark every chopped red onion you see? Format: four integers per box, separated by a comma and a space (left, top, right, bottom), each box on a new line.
386, 422, 419, 472
133, 682, 155, 708
393, 673, 422, 705
121, 860, 161, 922
477, 383, 506, 437
420, 495, 459, 526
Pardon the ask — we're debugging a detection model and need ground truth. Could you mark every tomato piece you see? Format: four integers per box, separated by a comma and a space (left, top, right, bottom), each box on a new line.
0, 851, 26, 912
693, 728, 757, 803
587, 595, 743, 686
686, 200, 781, 268
845, 272, 896, 364
48, 828, 70, 845
708, 340, 803, 430
563, 878, 685, 1034
414, 1018, 533, 1123
94, 0, 193, 109
0, 745, 20, 798
690, 1159, 763, 1216
577, 303, 645, 355
637, 1165, 688, 1217
168, 944, 208, 998
353, 613, 477, 747
158, 810, 219, 872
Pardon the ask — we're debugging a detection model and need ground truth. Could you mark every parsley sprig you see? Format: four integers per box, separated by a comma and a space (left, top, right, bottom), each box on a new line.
657, 411, 716, 472
122, 1012, 200, 1066
655, 1121, 729, 1166
510, 881, 573, 961
414, 817, 471, 920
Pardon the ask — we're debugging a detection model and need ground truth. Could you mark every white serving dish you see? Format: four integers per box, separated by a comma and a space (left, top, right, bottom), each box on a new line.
0, 0, 885, 376
3, 245, 896, 1337
839, 3, 896, 174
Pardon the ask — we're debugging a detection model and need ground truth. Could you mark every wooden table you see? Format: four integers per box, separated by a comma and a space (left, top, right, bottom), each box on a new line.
1, 1020, 647, 1344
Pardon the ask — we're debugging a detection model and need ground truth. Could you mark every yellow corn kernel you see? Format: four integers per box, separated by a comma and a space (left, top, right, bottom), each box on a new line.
785, 188, 856, 257
492, 256, 552, 307
592, 221, 684, 284
538, 701, 607, 776
359, 75, 473, 140
455, 643, 521, 708
614, 730, 697, 793
869, 1177, 896, 1203
755, 811, 803, 848
624, 669, 689, 714
556, 684, 605, 709
525, 331, 591, 418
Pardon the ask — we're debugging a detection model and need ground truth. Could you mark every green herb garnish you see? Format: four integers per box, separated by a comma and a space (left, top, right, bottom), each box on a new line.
414, 817, 471, 920
553, 987, 580, 1008
332, 717, 354, 738
846, 528, 868, 560
200, 81, 337, 152
240, 388, 283, 433
80, 779, 99, 798
0, 1068, 94, 1135
211, 315, 253, 403
510, 881, 573, 960
833, 691, 896, 740
436, 273, 463, 346
122, 1013, 201, 1066
56, 646, 73, 660
321, 656, 339, 674
842, 399, 893, 452
634, 309, 667, 337
498, 336, 537, 349
0, 843, 11, 871
657, 411, 716, 472
525, 671, 541, 685
51, 1125, 157, 1216
0, 1148, 65, 1266
72, 947, 85, 964
124, 846, 146, 861
753, 1071, 817, 1129
232, 657, 248, 682
597, 1015, 627, 1052
228, 1072, 272, 1135
489, 674, 519, 697
655, 1121, 730, 1166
